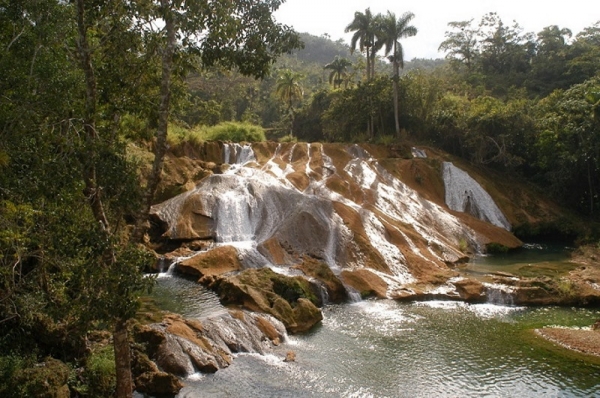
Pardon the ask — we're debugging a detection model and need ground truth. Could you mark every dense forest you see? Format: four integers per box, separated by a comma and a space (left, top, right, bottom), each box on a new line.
1, 0, 599, 396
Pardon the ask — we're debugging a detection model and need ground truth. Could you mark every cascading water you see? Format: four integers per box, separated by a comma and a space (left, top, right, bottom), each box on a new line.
223, 143, 256, 165
442, 161, 511, 230
152, 143, 513, 300
484, 283, 516, 306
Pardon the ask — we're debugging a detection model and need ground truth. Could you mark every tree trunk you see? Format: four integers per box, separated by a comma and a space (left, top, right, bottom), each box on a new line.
114, 318, 133, 398
76, 0, 110, 232
76, 3, 132, 396
393, 61, 401, 139
132, 0, 176, 243
588, 160, 595, 216
366, 47, 371, 81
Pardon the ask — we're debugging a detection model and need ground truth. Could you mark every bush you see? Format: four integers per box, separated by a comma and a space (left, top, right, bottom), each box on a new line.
205, 121, 266, 142
85, 346, 116, 397
1, 356, 70, 398
278, 134, 297, 143
166, 123, 205, 147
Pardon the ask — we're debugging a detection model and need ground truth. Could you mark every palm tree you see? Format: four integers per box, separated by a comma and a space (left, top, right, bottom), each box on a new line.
345, 8, 376, 81
324, 56, 353, 89
276, 69, 304, 136
377, 11, 417, 138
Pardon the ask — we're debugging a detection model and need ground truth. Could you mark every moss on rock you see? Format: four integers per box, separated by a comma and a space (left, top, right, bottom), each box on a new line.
207, 268, 323, 333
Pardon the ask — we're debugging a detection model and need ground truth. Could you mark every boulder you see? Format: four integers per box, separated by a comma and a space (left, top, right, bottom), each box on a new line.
296, 257, 348, 303
208, 268, 323, 333
340, 269, 389, 299
135, 371, 184, 396
177, 245, 242, 278
453, 278, 486, 302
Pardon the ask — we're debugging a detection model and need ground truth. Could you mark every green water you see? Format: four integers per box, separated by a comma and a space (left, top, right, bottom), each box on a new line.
461, 243, 578, 280
177, 300, 600, 397
151, 245, 600, 397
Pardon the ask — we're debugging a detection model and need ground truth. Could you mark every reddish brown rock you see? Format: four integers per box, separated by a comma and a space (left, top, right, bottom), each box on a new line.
340, 269, 389, 299
177, 245, 242, 278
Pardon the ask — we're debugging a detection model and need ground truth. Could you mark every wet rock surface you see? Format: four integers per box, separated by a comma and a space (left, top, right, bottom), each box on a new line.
132, 310, 286, 394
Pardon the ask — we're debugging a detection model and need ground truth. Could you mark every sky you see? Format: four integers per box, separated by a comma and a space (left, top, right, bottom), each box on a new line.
274, 0, 600, 60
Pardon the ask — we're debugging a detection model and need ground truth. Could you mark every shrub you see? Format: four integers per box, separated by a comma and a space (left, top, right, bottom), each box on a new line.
85, 346, 116, 397
278, 134, 297, 143
205, 122, 266, 142
166, 123, 205, 147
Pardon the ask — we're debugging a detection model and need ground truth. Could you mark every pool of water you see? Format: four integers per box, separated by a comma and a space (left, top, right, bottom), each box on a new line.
148, 244, 600, 398
149, 273, 600, 398
176, 300, 599, 397
461, 243, 578, 280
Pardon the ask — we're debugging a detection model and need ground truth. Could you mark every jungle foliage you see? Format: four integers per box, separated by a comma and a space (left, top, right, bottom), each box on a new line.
0, 0, 298, 396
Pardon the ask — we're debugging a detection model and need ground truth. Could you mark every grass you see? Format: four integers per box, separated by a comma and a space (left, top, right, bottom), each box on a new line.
166, 121, 266, 147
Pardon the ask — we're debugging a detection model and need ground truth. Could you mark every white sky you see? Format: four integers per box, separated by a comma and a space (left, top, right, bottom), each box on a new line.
274, 0, 600, 60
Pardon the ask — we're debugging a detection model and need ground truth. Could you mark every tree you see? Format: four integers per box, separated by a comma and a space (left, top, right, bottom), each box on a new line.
276, 69, 304, 136
345, 8, 376, 81
439, 20, 479, 71
1, 4, 153, 398
324, 56, 353, 89
376, 11, 417, 138
477, 13, 535, 95
528, 25, 573, 96
536, 78, 600, 215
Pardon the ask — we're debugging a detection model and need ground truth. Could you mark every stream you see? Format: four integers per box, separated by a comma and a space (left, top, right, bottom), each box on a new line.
149, 246, 600, 397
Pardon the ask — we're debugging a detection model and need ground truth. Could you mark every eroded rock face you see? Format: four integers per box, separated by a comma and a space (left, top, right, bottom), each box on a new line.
207, 268, 323, 333
133, 310, 286, 388
151, 143, 528, 304
177, 245, 242, 278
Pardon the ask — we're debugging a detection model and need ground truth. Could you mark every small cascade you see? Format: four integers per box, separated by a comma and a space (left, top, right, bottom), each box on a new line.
346, 286, 363, 303
483, 283, 515, 306
305, 143, 312, 175
156, 261, 176, 279
223, 143, 256, 165
442, 162, 511, 230
214, 189, 255, 243
411, 147, 427, 158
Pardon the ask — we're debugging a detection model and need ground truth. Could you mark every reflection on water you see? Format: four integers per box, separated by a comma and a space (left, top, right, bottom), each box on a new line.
150, 251, 600, 398
174, 298, 600, 397
462, 243, 577, 279
151, 271, 226, 319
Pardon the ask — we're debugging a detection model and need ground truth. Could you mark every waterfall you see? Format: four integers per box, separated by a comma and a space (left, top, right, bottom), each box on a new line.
214, 189, 256, 243
442, 162, 511, 230
223, 143, 256, 165
483, 283, 515, 306
411, 147, 427, 158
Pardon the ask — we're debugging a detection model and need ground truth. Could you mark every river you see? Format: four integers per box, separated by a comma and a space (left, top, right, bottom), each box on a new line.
149, 246, 600, 397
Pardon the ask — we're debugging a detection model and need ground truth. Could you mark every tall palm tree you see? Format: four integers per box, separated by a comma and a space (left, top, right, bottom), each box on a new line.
345, 8, 376, 81
276, 69, 304, 136
377, 11, 417, 138
324, 56, 353, 89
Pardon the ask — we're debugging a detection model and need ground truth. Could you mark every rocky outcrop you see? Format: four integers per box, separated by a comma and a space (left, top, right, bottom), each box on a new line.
206, 268, 323, 333
132, 310, 286, 394
177, 245, 242, 278
148, 142, 594, 311
340, 269, 389, 299
295, 256, 348, 303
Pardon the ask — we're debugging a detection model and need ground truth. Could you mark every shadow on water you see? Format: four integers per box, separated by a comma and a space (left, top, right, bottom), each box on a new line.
461, 243, 578, 280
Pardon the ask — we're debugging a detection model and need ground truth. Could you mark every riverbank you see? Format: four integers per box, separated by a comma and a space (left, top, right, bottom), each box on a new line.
535, 327, 600, 357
